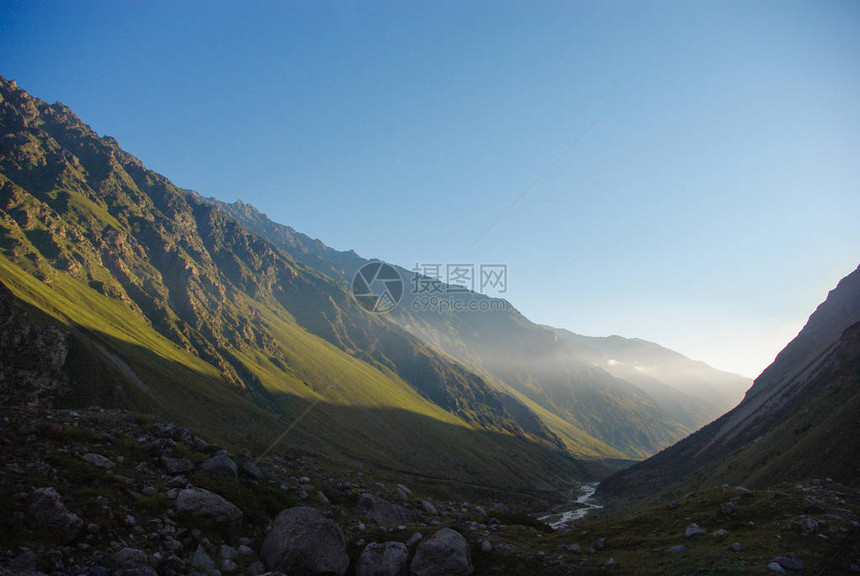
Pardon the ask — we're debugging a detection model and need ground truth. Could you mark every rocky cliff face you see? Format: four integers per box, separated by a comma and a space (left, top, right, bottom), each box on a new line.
0, 282, 69, 406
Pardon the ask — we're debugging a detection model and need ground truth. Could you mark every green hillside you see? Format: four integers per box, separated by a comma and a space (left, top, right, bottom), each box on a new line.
0, 75, 589, 494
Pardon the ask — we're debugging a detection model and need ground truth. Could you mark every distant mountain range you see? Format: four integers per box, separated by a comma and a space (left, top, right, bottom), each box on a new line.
600, 264, 860, 501
0, 75, 752, 494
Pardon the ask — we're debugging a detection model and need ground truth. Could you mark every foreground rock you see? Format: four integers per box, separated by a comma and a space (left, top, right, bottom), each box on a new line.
28, 487, 83, 544
410, 528, 472, 576
359, 493, 420, 525
261, 506, 349, 575
200, 451, 238, 479
356, 541, 409, 576
175, 487, 243, 531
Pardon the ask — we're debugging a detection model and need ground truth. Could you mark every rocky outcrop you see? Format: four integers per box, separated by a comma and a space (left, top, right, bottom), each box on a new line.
0, 282, 69, 406
260, 506, 349, 575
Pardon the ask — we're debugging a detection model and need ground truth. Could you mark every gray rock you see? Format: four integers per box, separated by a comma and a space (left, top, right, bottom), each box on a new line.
359, 493, 419, 525
166, 475, 188, 488
666, 545, 686, 554
192, 544, 216, 572
593, 537, 606, 550
421, 500, 438, 516
240, 458, 263, 480
684, 523, 705, 538
356, 541, 409, 576
719, 501, 736, 515
220, 545, 238, 559
220, 559, 239, 573
260, 506, 349, 575
8, 549, 39, 573
161, 456, 195, 474
237, 544, 254, 556
410, 528, 473, 576
200, 452, 238, 479
112, 547, 148, 569
406, 532, 423, 547
480, 540, 493, 553
82, 453, 116, 469
569, 543, 582, 553
713, 528, 728, 537
731, 542, 743, 551
773, 553, 803, 571
767, 561, 787, 574
799, 516, 819, 533
175, 487, 243, 531
28, 487, 83, 544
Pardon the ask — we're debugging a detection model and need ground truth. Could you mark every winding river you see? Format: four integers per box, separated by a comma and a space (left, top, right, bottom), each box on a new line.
539, 482, 603, 529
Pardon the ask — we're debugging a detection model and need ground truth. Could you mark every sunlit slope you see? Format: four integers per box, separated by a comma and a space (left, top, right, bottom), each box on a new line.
0, 75, 585, 489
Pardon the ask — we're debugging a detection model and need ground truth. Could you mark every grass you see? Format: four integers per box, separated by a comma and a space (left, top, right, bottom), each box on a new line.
483, 482, 860, 575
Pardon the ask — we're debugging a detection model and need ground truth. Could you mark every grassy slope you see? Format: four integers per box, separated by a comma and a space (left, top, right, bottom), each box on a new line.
0, 251, 587, 492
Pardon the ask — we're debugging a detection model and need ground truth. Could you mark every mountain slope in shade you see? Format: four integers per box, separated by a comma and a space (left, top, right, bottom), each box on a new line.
0, 75, 594, 493
599, 264, 860, 501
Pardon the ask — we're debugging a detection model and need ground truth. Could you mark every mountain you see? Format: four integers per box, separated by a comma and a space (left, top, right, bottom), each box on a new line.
599, 264, 860, 501
209, 197, 752, 458
0, 75, 755, 495
0, 75, 590, 495
545, 327, 749, 429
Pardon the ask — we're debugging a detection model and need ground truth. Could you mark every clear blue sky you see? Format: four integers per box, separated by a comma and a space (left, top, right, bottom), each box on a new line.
2, 1, 858, 377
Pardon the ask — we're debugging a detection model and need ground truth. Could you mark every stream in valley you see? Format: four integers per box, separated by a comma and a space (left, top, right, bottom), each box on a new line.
539, 482, 603, 529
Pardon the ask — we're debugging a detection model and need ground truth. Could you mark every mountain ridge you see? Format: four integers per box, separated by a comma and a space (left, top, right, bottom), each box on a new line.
598, 264, 860, 502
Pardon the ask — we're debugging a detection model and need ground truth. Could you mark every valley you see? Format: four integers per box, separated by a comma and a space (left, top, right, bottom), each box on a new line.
1, 76, 858, 575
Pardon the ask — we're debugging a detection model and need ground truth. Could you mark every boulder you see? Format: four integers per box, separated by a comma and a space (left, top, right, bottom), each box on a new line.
409, 528, 472, 576
111, 547, 148, 569
356, 541, 409, 576
666, 545, 686, 554
773, 553, 804, 571
421, 501, 438, 516
175, 487, 243, 531
406, 532, 423, 547
240, 458, 264, 480
260, 506, 349, 575
82, 453, 116, 469
359, 493, 419, 525
28, 487, 83, 544
200, 452, 238, 479
161, 456, 195, 474
684, 523, 705, 538
192, 544, 216, 573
